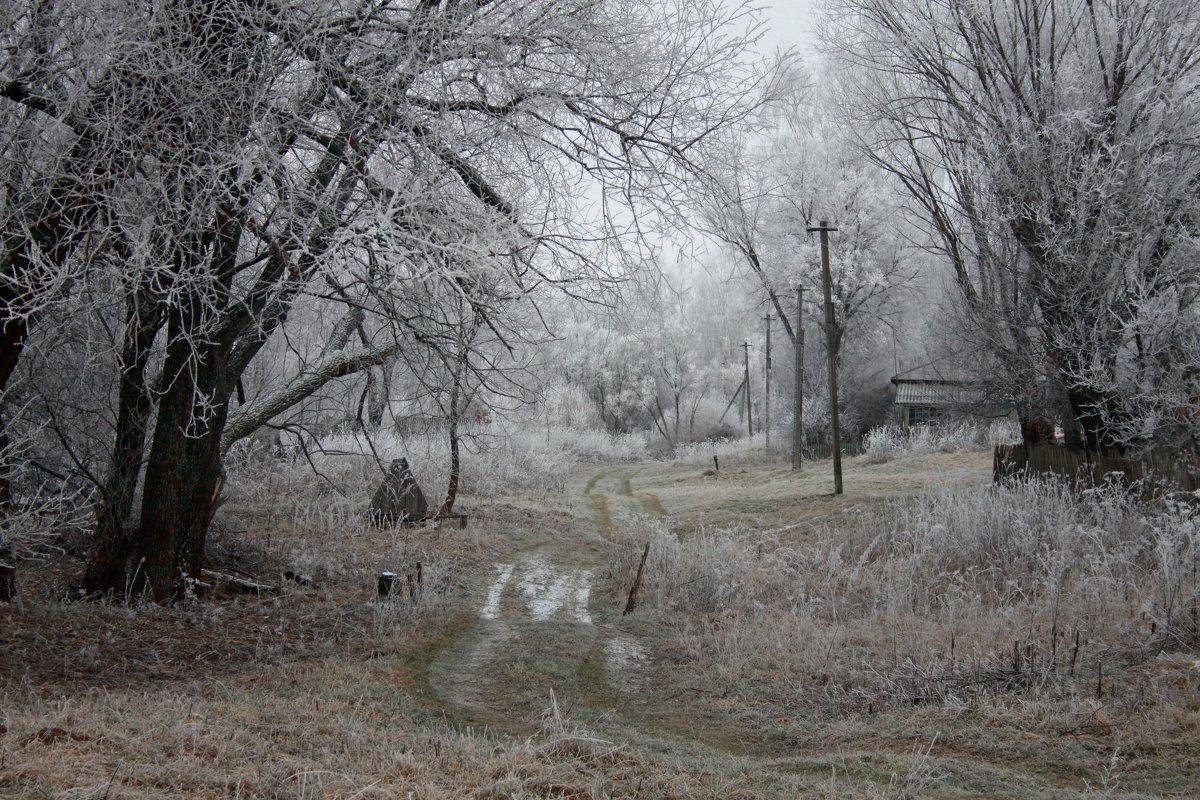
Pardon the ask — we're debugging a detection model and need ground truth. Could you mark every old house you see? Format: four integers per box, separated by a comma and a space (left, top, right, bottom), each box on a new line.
890, 362, 1008, 430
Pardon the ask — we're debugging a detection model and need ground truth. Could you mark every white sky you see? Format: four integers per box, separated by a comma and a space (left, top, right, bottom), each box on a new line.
755, 0, 819, 58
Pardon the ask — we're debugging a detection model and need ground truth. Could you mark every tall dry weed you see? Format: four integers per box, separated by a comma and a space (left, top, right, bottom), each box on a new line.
609, 479, 1199, 708
863, 420, 1019, 464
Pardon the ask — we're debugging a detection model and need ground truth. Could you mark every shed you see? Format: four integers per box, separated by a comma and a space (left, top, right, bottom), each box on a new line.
890, 363, 998, 430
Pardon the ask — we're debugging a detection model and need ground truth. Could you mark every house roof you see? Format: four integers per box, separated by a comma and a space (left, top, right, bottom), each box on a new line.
894, 381, 985, 407
892, 361, 983, 407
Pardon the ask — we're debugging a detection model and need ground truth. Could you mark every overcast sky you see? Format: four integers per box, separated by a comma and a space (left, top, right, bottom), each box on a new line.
757, 0, 819, 58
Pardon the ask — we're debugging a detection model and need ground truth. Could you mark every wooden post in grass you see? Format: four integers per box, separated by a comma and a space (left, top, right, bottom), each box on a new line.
792, 285, 804, 471
807, 220, 842, 494
741, 342, 753, 436
763, 313, 772, 450
623, 543, 650, 616
0, 562, 15, 603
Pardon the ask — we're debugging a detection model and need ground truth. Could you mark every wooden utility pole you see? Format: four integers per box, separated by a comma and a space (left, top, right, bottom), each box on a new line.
718, 381, 745, 427
808, 220, 842, 494
763, 314, 772, 450
741, 341, 752, 436
792, 286, 804, 471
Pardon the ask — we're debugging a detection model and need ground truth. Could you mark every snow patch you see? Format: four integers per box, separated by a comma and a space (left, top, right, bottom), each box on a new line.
482, 556, 594, 624
572, 572, 593, 624
515, 556, 593, 623
605, 635, 647, 674
480, 563, 514, 620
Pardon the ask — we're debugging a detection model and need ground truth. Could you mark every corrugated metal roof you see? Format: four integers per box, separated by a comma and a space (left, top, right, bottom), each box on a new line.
894, 381, 984, 407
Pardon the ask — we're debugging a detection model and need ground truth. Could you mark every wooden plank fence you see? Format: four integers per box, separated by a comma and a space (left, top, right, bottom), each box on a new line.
802, 439, 864, 462
993, 443, 1199, 495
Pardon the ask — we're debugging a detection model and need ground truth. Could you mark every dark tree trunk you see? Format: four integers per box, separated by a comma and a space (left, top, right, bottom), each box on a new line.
0, 561, 16, 603
0, 100, 120, 400
129, 309, 232, 601
0, 405, 11, 513
1060, 389, 1087, 450
439, 378, 461, 517
83, 295, 165, 594
366, 364, 389, 430
0, 316, 27, 399
1020, 413, 1055, 446
1065, 385, 1127, 454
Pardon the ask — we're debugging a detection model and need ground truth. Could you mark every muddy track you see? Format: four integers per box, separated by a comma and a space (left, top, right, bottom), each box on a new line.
403, 453, 1139, 798
424, 466, 652, 727
417, 465, 783, 773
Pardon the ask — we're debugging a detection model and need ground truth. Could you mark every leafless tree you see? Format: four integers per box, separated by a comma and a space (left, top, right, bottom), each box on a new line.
826, 0, 1200, 453
693, 71, 918, 444
1, 0, 776, 600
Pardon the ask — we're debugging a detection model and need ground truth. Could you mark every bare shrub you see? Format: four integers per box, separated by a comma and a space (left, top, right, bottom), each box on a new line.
216, 445, 471, 620
606, 511, 799, 616
318, 423, 646, 503
671, 432, 769, 466
0, 415, 92, 563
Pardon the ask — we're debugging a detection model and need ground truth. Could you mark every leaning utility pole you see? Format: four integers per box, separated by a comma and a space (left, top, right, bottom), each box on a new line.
763, 314, 772, 450
807, 220, 842, 494
741, 341, 753, 436
792, 286, 804, 471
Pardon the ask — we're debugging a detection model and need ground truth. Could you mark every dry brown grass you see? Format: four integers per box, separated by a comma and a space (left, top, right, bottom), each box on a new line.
2, 449, 1197, 798
598, 453, 1200, 797
0, 653, 707, 799
0, 456, 786, 799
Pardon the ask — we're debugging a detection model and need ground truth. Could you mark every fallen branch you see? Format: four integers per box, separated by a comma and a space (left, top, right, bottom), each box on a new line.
201, 569, 278, 596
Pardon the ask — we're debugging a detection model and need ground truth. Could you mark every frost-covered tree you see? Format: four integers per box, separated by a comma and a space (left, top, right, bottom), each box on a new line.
693, 69, 917, 443
1, 0, 776, 600
826, 0, 1200, 453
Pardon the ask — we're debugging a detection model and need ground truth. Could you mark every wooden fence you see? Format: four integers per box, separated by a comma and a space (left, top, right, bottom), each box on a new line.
801, 439, 864, 462
993, 443, 1199, 495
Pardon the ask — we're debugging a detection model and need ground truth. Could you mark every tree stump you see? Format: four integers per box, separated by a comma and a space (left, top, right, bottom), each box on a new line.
0, 562, 16, 603
378, 572, 400, 600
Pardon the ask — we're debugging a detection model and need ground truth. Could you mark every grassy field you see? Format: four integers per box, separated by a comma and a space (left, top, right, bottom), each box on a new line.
1, 447, 1196, 798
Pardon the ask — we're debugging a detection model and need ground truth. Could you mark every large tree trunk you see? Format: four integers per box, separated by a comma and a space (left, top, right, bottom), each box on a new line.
83, 295, 165, 594
128, 310, 232, 602
0, 304, 28, 511
1064, 384, 1128, 454
0, 317, 28, 400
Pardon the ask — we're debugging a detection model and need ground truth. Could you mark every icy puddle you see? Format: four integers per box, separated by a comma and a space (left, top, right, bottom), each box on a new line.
480, 563, 514, 620
441, 552, 652, 716
480, 555, 593, 623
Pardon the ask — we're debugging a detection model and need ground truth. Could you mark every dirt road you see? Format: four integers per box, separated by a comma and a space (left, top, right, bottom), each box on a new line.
416, 463, 792, 792
418, 454, 994, 795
